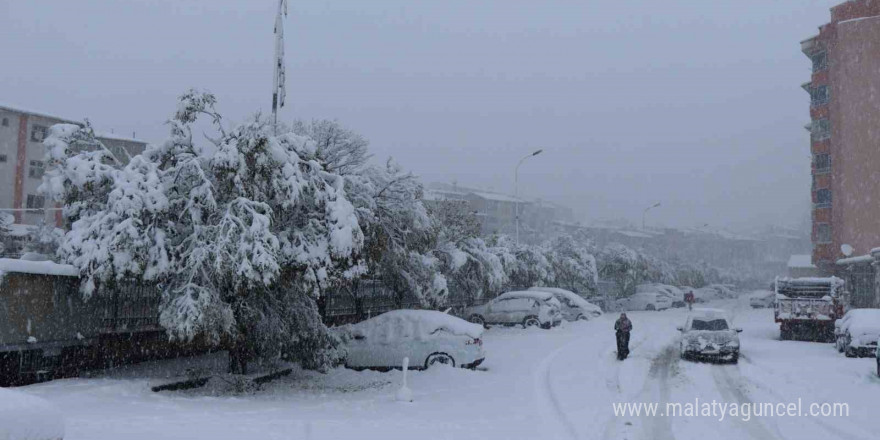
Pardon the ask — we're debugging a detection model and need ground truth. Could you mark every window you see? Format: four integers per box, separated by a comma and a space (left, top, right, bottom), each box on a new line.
26, 194, 45, 210
811, 85, 829, 106
1, 117, 8, 127
690, 319, 729, 331
811, 118, 831, 141
30, 124, 47, 142
817, 223, 832, 244
28, 160, 44, 179
0, 154, 6, 163
814, 153, 831, 172
812, 52, 827, 72
816, 188, 832, 207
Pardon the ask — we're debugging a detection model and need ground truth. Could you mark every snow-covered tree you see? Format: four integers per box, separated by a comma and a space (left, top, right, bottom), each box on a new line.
490, 235, 555, 290
45, 90, 365, 374
546, 235, 598, 296
23, 222, 64, 260
0, 213, 13, 256
347, 159, 444, 310
292, 119, 371, 175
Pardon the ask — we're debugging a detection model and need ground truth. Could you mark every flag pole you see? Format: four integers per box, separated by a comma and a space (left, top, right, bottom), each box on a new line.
272, 0, 288, 135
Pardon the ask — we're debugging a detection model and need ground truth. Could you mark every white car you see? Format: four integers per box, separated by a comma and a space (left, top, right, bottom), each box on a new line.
749, 290, 775, 308
338, 310, 486, 370
637, 283, 685, 308
464, 290, 562, 329
678, 308, 742, 363
835, 309, 880, 358
616, 291, 672, 311
528, 287, 603, 321
0, 387, 65, 440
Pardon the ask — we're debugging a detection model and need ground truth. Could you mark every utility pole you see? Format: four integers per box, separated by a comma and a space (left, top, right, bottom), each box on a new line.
642, 202, 661, 230
514, 149, 543, 244
272, 0, 288, 135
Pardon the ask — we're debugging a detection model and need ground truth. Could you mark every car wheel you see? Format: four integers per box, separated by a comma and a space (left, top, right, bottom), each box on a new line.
645, 304, 656, 311
730, 352, 739, 364
468, 315, 487, 328
576, 314, 588, 321
425, 353, 455, 369
844, 347, 857, 358
523, 316, 541, 329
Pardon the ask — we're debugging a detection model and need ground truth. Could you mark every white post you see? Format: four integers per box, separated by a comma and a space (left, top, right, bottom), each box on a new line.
514, 149, 543, 244
272, 0, 288, 135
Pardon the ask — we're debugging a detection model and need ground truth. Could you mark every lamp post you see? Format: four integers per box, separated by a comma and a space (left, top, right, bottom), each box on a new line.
515, 149, 543, 244
642, 202, 661, 230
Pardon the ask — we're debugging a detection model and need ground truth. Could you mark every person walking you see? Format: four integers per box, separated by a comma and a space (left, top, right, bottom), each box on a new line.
614, 313, 633, 360
684, 290, 696, 311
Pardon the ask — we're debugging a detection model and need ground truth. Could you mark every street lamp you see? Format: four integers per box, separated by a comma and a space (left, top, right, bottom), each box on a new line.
515, 149, 543, 244
642, 202, 661, 230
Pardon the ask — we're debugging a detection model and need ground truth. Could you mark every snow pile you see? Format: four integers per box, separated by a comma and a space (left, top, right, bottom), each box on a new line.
841, 309, 880, 343
0, 387, 65, 440
346, 310, 484, 340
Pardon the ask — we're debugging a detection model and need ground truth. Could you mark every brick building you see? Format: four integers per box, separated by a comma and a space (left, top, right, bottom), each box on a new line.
0, 104, 146, 230
801, 0, 880, 273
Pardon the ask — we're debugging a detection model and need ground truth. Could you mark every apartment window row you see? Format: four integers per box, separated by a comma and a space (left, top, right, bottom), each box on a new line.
813, 153, 831, 173
26, 194, 45, 210
816, 188, 832, 208
810, 85, 829, 106
812, 51, 827, 73
816, 223, 832, 244
29, 160, 44, 179
811, 118, 831, 142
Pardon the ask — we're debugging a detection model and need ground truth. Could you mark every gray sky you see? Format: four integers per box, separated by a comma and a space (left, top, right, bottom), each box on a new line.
0, 0, 839, 231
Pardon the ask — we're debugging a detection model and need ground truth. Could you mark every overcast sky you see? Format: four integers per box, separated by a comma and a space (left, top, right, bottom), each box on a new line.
0, 0, 840, 231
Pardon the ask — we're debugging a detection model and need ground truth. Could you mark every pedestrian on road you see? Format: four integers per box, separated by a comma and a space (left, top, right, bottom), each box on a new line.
684, 290, 695, 311
614, 313, 632, 360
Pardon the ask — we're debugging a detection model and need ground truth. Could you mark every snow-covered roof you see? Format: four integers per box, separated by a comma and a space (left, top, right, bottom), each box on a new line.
94, 131, 148, 145
836, 255, 873, 266
0, 103, 148, 145
351, 309, 484, 339
787, 254, 816, 269
498, 290, 554, 302
468, 191, 525, 204
0, 258, 78, 277
688, 308, 729, 320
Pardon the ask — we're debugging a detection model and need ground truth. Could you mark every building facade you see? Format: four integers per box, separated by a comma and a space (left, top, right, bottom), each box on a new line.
0, 104, 146, 230
801, 0, 880, 273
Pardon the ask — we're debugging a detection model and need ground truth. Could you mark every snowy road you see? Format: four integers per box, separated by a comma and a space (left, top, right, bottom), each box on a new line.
18, 298, 880, 440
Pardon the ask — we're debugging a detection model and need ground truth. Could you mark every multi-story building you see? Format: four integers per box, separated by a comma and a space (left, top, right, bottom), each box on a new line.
0, 104, 146, 235
801, 0, 880, 273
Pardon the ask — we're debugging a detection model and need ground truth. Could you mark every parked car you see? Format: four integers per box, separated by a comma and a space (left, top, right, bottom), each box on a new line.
749, 290, 775, 308
835, 309, 880, 358
0, 387, 65, 440
528, 287, 603, 320
337, 310, 485, 371
464, 291, 562, 329
638, 284, 685, 308
616, 291, 672, 311
678, 308, 742, 363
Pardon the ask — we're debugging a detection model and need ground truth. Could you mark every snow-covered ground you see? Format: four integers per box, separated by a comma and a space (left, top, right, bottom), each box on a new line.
14, 296, 880, 440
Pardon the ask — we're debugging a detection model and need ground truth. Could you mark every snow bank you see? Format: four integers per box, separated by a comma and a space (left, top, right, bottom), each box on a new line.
0, 387, 65, 440
348, 310, 484, 340
0, 258, 79, 277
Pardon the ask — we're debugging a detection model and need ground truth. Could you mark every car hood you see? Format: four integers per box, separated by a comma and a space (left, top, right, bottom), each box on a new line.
683, 330, 739, 346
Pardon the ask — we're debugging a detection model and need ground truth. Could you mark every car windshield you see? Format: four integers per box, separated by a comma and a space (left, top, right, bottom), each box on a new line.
690, 319, 729, 331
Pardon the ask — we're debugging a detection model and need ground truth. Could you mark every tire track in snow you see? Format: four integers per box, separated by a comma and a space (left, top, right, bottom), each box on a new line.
534, 339, 582, 440
711, 365, 781, 440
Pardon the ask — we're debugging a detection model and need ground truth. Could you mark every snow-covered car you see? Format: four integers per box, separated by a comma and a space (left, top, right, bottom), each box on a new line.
637, 284, 685, 308
464, 290, 562, 329
836, 309, 880, 358
0, 387, 65, 440
616, 291, 672, 311
678, 308, 742, 363
338, 310, 486, 371
749, 290, 775, 308
528, 287, 603, 321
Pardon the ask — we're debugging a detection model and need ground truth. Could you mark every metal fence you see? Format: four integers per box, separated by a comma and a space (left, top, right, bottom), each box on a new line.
838, 261, 876, 308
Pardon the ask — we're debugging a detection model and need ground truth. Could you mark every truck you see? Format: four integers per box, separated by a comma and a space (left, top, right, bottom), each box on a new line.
774, 277, 845, 341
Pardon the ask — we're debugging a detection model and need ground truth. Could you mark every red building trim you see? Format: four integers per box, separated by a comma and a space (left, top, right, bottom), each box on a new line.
13, 115, 28, 223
